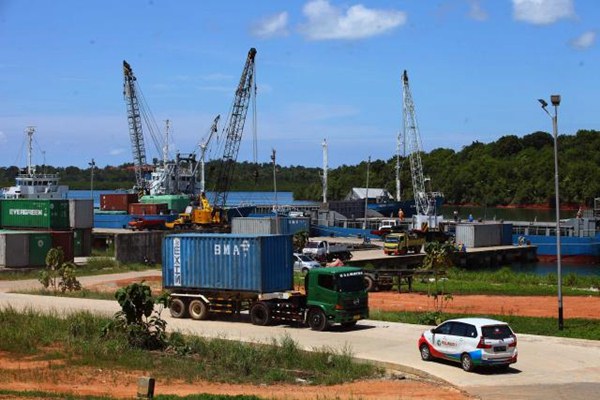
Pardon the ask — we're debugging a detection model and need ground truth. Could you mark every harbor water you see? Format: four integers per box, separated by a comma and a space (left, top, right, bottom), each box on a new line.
69, 190, 598, 276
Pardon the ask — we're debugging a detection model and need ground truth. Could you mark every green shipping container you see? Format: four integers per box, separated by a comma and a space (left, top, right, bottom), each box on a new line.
28, 232, 52, 267
1, 199, 70, 230
140, 195, 190, 213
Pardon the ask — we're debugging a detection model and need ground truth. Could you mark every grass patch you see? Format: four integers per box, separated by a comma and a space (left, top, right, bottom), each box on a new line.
16, 288, 116, 300
0, 308, 381, 386
409, 266, 600, 296
370, 309, 600, 340
0, 257, 159, 281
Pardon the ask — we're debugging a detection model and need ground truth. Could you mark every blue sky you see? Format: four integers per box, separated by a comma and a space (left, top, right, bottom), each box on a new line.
1, 0, 598, 169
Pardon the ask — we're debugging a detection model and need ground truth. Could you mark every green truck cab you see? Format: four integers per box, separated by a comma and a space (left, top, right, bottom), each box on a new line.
302, 266, 369, 331
383, 232, 425, 255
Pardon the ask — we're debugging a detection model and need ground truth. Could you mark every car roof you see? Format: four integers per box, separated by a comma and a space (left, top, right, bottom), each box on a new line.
443, 317, 509, 327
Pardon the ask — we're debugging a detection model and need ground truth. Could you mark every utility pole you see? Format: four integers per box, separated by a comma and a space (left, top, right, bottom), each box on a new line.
363, 156, 371, 230
271, 148, 277, 207
89, 158, 96, 201
322, 139, 328, 203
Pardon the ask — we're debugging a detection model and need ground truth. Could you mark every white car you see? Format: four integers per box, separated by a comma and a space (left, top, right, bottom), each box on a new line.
293, 253, 321, 273
418, 317, 518, 372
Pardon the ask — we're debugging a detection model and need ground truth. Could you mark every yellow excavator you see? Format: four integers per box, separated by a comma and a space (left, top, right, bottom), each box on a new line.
165, 193, 222, 230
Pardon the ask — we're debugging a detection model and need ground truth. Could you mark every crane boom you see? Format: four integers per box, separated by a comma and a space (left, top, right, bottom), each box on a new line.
123, 60, 147, 190
402, 70, 433, 216
211, 48, 257, 210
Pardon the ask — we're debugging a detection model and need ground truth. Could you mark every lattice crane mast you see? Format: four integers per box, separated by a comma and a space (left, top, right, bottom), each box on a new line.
211, 48, 257, 211
122, 60, 163, 193
402, 70, 433, 216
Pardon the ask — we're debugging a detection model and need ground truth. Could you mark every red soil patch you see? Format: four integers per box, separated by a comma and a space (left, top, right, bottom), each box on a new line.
369, 292, 600, 319
0, 351, 473, 399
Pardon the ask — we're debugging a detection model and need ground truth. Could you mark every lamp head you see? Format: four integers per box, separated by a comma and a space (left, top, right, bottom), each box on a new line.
551, 95, 561, 106
538, 99, 548, 108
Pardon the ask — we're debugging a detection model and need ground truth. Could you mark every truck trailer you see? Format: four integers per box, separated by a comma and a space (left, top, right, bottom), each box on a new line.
162, 233, 368, 331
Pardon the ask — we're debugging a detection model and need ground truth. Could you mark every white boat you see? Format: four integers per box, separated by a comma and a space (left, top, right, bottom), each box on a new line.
2, 127, 69, 199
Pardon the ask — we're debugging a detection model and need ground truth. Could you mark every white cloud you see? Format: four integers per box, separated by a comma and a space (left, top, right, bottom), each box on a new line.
468, 0, 488, 21
109, 148, 126, 156
299, 0, 407, 40
0, 131, 6, 144
570, 31, 596, 50
251, 12, 289, 38
512, 0, 575, 25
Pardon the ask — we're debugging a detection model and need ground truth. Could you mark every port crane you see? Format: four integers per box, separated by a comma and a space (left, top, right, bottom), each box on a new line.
122, 60, 165, 193
402, 70, 439, 217
165, 48, 257, 230
211, 47, 257, 212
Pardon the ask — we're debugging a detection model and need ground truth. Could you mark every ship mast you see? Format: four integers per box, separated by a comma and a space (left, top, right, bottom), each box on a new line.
26, 126, 35, 175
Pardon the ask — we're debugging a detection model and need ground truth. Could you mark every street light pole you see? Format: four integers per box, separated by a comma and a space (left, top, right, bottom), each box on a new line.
89, 159, 96, 203
538, 95, 563, 330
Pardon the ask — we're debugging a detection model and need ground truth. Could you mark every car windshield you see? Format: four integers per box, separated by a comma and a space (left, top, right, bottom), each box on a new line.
481, 324, 513, 339
297, 254, 312, 262
336, 275, 365, 292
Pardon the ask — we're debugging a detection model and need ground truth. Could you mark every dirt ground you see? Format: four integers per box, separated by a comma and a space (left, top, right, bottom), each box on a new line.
4, 274, 598, 399
0, 350, 473, 400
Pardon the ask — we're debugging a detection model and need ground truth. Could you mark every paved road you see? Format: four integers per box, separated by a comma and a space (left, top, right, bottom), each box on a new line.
1, 274, 599, 400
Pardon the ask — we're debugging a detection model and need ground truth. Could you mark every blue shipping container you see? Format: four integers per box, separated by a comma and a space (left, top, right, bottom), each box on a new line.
162, 234, 293, 293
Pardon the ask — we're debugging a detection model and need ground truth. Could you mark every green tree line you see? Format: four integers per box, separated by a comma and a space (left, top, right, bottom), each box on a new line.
2, 129, 599, 207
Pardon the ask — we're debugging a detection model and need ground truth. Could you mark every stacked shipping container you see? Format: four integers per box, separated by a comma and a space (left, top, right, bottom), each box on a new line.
0, 199, 93, 267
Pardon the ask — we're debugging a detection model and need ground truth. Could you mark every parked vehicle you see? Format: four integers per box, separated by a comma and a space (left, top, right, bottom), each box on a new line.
370, 219, 404, 237
128, 217, 166, 231
302, 240, 353, 262
418, 317, 518, 372
293, 253, 321, 273
163, 234, 368, 331
383, 232, 425, 255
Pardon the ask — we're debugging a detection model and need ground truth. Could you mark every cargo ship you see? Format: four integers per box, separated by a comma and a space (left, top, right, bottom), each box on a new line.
2, 127, 68, 200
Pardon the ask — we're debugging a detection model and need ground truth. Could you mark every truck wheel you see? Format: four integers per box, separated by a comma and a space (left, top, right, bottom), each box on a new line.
364, 275, 377, 292
250, 302, 272, 326
169, 298, 187, 318
307, 308, 330, 331
188, 299, 209, 320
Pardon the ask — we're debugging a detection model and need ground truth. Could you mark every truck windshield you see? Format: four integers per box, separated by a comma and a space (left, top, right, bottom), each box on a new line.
336, 275, 365, 292
305, 242, 318, 248
384, 236, 399, 243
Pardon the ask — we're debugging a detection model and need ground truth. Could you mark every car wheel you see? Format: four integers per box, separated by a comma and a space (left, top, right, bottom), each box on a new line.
169, 298, 187, 318
420, 344, 432, 361
461, 353, 475, 372
302, 267, 309, 275
307, 308, 329, 331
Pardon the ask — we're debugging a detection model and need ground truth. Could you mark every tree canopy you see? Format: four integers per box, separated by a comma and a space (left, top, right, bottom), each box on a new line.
2, 129, 599, 207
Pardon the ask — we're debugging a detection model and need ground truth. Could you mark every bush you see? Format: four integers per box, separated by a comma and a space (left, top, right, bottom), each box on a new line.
39, 247, 82, 293
102, 282, 169, 350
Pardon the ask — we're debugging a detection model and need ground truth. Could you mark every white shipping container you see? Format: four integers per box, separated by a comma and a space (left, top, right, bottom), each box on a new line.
455, 223, 502, 248
0, 232, 29, 267
69, 199, 94, 229
231, 218, 277, 234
